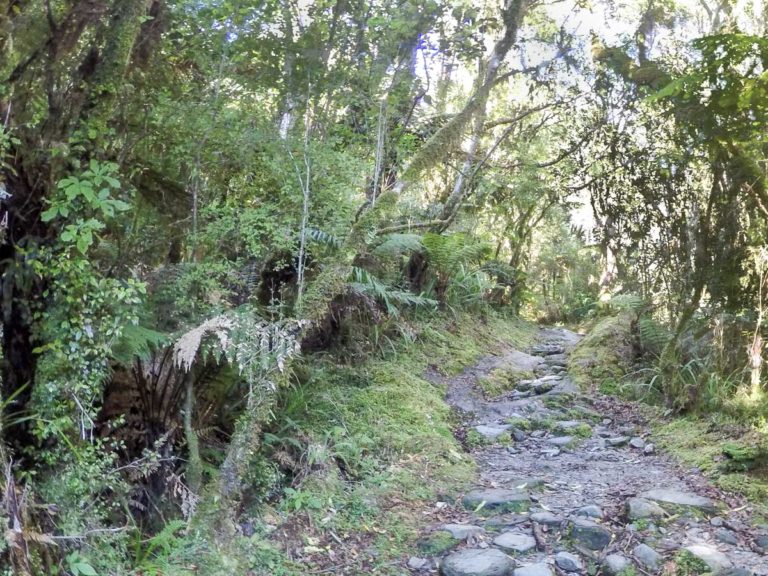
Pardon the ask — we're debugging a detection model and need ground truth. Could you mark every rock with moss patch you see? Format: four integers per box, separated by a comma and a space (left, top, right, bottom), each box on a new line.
441, 524, 485, 540
626, 497, 665, 520
463, 489, 530, 514
633, 543, 661, 571
547, 436, 574, 447
682, 544, 732, 572
602, 554, 631, 575
640, 489, 716, 514
476, 424, 512, 440
417, 531, 460, 555
440, 548, 514, 576
569, 518, 612, 550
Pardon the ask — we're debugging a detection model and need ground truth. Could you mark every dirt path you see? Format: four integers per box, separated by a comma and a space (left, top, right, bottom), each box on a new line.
411, 327, 767, 576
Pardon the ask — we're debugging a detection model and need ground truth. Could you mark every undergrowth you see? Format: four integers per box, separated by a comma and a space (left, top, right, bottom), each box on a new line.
136, 311, 536, 574
569, 308, 768, 517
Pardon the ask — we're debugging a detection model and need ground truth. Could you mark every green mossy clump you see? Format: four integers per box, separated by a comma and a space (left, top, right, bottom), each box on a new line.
507, 416, 532, 430
568, 312, 636, 391
653, 416, 768, 514
673, 550, 710, 575
477, 367, 535, 398
416, 531, 459, 555
721, 442, 768, 472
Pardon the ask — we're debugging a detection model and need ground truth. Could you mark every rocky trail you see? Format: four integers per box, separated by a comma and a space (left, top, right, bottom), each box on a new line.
409, 328, 768, 576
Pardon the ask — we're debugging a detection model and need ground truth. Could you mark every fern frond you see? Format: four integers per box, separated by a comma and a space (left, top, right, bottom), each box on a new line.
112, 324, 169, 365
372, 233, 423, 256
638, 315, 671, 357
350, 267, 436, 315
306, 227, 341, 249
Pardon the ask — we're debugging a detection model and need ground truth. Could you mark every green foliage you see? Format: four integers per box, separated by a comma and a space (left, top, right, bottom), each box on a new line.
372, 233, 424, 257
65, 552, 98, 576
637, 315, 671, 358
350, 267, 437, 316
41, 160, 131, 254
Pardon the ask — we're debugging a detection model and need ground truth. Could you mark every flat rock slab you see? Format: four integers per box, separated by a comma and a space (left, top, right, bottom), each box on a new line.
441, 524, 485, 540
513, 563, 554, 576
495, 476, 544, 490
641, 489, 716, 513
493, 532, 536, 553
441, 548, 514, 576
569, 518, 612, 550
547, 436, 574, 446
530, 511, 563, 526
476, 425, 512, 439
463, 489, 530, 514
684, 544, 733, 572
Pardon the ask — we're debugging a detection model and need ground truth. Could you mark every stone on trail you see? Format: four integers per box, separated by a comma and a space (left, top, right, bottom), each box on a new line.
511, 429, 527, 442
440, 548, 514, 576
554, 551, 584, 572
602, 554, 631, 575
606, 436, 630, 447
408, 556, 430, 570
629, 437, 645, 449
626, 497, 666, 520
569, 518, 612, 550
633, 543, 662, 571
555, 420, 582, 430
530, 511, 564, 526
644, 443, 655, 455
493, 532, 536, 553
476, 424, 512, 439
441, 524, 485, 540
683, 544, 733, 572
513, 563, 554, 576
754, 533, 768, 551
463, 489, 530, 513
715, 527, 739, 545
546, 436, 574, 447
640, 488, 716, 513
576, 504, 603, 519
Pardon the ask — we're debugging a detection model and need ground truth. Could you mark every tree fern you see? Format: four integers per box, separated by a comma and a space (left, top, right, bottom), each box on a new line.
350, 267, 436, 316
638, 315, 671, 357
601, 293, 646, 314
422, 232, 492, 275
112, 324, 169, 365
372, 233, 424, 257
